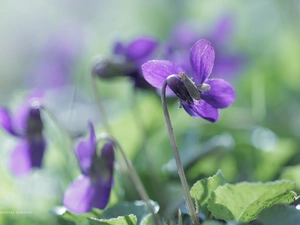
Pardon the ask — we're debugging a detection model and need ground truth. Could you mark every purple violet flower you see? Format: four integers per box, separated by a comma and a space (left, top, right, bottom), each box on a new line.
93, 37, 158, 90
142, 39, 236, 122
63, 123, 115, 213
0, 94, 46, 176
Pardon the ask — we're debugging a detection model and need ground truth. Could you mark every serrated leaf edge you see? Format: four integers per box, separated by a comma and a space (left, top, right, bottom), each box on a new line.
190, 170, 225, 195
207, 180, 296, 222
89, 214, 137, 223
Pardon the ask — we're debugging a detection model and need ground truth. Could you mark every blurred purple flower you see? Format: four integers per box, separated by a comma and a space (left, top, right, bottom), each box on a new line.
63, 123, 115, 213
0, 93, 45, 176
166, 16, 244, 79
29, 26, 84, 89
142, 39, 235, 122
93, 37, 158, 90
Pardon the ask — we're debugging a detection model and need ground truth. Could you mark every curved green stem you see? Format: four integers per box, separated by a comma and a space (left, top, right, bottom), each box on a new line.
97, 134, 160, 225
40, 105, 75, 181
161, 81, 199, 225
41, 105, 73, 142
91, 75, 112, 134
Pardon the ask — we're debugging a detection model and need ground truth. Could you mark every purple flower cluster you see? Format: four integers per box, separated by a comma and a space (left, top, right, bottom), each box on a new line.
142, 39, 236, 122
92, 18, 239, 123
0, 17, 239, 215
63, 123, 115, 213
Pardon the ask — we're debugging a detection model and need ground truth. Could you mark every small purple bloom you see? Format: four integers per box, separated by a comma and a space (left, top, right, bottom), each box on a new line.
142, 39, 236, 122
0, 94, 46, 176
63, 123, 115, 213
93, 37, 158, 90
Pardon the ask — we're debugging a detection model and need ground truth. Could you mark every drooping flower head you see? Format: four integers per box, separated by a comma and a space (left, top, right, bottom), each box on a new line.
0, 92, 46, 176
93, 37, 158, 90
63, 122, 115, 213
142, 39, 236, 122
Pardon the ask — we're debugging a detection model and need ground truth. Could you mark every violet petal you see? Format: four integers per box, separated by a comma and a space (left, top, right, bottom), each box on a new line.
126, 37, 158, 62
181, 100, 219, 122
213, 55, 243, 78
75, 122, 97, 175
63, 175, 113, 213
171, 22, 199, 49
28, 137, 46, 168
9, 139, 32, 176
13, 92, 43, 134
210, 15, 233, 46
12, 103, 30, 134
142, 60, 184, 89
63, 175, 96, 214
100, 142, 115, 168
113, 41, 126, 55
0, 108, 17, 136
201, 78, 236, 109
92, 177, 113, 210
190, 39, 215, 84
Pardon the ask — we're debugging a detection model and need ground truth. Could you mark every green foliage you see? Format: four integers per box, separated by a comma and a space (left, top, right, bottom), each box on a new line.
280, 164, 300, 192
190, 170, 226, 217
89, 214, 137, 225
254, 138, 297, 181
102, 201, 159, 225
257, 204, 300, 225
51, 201, 159, 225
50, 206, 102, 225
201, 221, 223, 225
207, 180, 297, 222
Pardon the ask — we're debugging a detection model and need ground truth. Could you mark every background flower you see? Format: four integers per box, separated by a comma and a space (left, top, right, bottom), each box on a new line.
28, 25, 84, 90
93, 37, 159, 90
0, 92, 45, 176
63, 123, 115, 213
165, 15, 245, 80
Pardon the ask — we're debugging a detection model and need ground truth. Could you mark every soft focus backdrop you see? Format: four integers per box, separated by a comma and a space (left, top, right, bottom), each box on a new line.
1, 0, 300, 224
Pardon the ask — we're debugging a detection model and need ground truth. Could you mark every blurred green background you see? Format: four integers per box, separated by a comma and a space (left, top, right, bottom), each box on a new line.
1, 0, 300, 224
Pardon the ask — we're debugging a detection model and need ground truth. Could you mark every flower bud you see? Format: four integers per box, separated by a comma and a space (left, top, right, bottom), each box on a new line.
92, 56, 134, 79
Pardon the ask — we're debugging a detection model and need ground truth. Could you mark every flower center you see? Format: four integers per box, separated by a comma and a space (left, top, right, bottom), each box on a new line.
178, 72, 201, 101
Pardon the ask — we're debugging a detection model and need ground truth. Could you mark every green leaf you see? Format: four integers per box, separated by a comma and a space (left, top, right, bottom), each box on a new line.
102, 201, 159, 225
190, 170, 226, 217
201, 221, 223, 225
255, 138, 297, 181
280, 164, 300, 192
258, 204, 300, 225
49, 206, 102, 225
207, 180, 297, 222
140, 214, 156, 225
89, 214, 137, 225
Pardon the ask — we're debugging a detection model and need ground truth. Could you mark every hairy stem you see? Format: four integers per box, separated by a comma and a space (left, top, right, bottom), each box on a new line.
161, 81, 199, 225
97, 134, 160, 225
